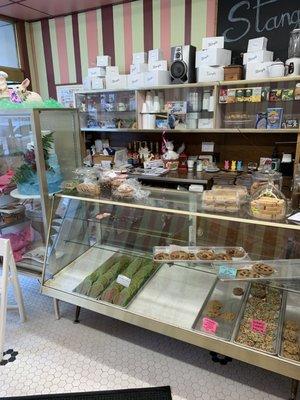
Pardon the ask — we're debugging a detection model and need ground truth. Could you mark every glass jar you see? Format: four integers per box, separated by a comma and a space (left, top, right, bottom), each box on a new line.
288, 28, 300, 59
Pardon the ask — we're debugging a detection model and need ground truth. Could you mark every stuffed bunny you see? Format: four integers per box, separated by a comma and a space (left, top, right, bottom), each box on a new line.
17, 78, 42, 102
0, 71, 9, 98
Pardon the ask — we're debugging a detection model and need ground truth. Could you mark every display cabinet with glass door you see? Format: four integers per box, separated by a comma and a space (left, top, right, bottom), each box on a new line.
0, 108, 82, 275
42, 188, 300, 390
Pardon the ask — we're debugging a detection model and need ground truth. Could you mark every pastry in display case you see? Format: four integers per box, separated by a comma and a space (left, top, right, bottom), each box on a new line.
280, 292, 300, 362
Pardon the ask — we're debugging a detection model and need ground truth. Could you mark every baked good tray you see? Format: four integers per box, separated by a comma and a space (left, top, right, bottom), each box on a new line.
153, 246, 248, 263
279, 291, 300, 363
192, 278, 250, 341
232, 283, 286, 355
213, 259, 300, 282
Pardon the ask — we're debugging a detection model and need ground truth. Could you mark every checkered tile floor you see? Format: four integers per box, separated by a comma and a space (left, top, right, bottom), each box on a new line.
0, 276, 295, 400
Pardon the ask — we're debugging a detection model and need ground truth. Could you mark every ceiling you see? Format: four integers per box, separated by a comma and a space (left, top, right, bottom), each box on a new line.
0, 0, 132, 21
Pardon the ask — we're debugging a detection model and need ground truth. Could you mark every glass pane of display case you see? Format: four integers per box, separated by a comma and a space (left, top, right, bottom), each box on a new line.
218, 79, 300, 130
137, 84, 216, 130
75, 91, 137, 131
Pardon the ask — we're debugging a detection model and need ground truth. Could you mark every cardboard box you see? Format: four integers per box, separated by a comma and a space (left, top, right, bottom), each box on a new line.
247, 37, 268, 52
148, 60, 168, 71
106, 74, 127, 89
88, 67, 106, 77
245, 62, 272, 80
127, 73, 144, 88
148, 49, 164, 62
243, 50, 273, 64
96, 55, 111, 66
83, 76, 92, 91
132, 52, 147, 64
143, 70, 170, 87
196, 66, 224, 82
130, 63, 148, 74
196, 48, 232, 67
91, 76, 105, 90
202, 36, 224, 50
106, 66, 119, 74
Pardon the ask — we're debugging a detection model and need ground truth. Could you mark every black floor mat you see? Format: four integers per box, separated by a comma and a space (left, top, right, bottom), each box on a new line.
7, 386, 172, 400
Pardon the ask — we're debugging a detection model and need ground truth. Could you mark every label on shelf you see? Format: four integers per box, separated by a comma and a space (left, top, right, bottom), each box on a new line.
202, 317, 218, 333
116, 274, 131, 288
251, 319, 267, 334
218, 265, 237, 279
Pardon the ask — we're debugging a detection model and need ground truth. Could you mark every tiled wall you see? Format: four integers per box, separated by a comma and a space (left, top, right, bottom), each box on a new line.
25, 0, 217, 99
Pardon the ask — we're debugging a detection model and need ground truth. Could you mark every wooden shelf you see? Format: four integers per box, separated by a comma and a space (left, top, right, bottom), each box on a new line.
220, 75, 300, 86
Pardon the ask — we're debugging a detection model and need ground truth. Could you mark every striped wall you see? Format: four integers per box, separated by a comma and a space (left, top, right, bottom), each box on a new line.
26, 0, 217, 98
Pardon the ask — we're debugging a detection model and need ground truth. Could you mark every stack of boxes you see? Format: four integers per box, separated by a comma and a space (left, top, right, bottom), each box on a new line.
195, 37, 232, 82
128, 52, 148, 88
244, 37, 273, 80
84, 55, 112, 90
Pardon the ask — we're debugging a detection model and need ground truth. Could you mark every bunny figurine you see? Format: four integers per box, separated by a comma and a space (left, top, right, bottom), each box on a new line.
17, 78, 42, 102
0, 71, 9, 98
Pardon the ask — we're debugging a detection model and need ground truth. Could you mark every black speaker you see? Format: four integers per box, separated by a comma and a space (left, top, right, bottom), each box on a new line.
170, 45, 196, 84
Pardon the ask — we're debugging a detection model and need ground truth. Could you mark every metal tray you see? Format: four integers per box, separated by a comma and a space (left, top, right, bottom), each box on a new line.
192, 278, 250, 341
279, 292, 300, 363
233, 283, 286, 355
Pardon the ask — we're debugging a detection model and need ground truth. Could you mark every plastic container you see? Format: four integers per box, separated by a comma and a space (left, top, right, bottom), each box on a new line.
251, 170, 283, 194
202, 189, 240, 213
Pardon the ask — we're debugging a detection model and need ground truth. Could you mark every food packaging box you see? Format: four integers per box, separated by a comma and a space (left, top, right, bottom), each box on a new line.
91, 76, 105, 90
267, 107, 284, 129
196, 66, 224, 82
148, 60, 168, 71
127, 73, 144, 89
247, 37, 268, 52
83, 76, 92, 90
143, 70, 170, 87
96, 55, 111, 66
224, 65, 243, 81
243, 50, 273, 64
196, 48, 232, 67
106, 74, 127, 89
88, 67, 106, 77
202, 36, 224, 50
132, 52, 147, 64
148, 48, 164, 62
130, 63, 148, 75
245, 62, 272, 79
106, 66, 119, 74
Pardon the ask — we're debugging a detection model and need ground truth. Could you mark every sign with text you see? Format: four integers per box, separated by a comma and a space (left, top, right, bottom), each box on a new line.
251, 319, 267, 334
217, 0, 300, 61
218, 265, 237, 279
202, 317, 219, 333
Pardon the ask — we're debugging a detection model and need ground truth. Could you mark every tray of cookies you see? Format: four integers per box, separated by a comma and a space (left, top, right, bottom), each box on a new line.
213, 259, 300, 282
233, 283, 285, 355
153, 246, 248, 263
279, 292, 300, 363
192, 278, 250, 340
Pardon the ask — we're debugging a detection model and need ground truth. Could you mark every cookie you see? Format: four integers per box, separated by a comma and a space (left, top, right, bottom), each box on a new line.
252, 263, 274, 276
214, 253, 232, 261
283, 329, 298, 342
196, 250, 215, 260
237, 269, 252, 278
170, 251, 189, 260
284, 320, 299, 332
220, 312, 236, 321
226, 248, 245, 258
188, 252, 197, 260
154, 252, 169, 260
205, 309, 222, 318
283, 351, 300, 361
233, 287, 244, 296
207, 300, 223, 310
283, 341, 300, 355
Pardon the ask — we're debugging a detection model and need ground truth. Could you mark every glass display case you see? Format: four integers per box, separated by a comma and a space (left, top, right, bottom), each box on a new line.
0, 109, 82, 274
42, 188, 300, 382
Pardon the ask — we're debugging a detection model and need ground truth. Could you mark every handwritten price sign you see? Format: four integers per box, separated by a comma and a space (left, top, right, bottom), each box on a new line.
202, 317, 218, 334
251, 319, 267, 334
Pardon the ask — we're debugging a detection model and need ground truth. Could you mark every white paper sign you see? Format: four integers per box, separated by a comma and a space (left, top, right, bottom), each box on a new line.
116, 275, 131, 287
201, 142, 214, 152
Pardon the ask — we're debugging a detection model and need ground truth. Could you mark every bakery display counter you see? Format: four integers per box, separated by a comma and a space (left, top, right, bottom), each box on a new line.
42, 191, 300, 385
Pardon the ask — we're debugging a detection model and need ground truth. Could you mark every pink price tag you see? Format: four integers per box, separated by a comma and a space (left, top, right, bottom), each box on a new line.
251, 319, 267, 334
202, 317, 218, 333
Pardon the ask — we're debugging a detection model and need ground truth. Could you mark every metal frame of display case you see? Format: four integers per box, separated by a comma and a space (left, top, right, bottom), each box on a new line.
41, 190, 300, 394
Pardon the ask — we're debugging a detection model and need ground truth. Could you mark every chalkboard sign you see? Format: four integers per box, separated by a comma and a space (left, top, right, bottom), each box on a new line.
217, 0, 300, 62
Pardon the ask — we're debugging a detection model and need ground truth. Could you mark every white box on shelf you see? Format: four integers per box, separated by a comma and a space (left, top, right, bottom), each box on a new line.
143, 70, 170, 87
245, 62, 272, 80
196, 48, 232, 67
130, 63, 148, 75
148, 49, 164, 62
198, 118, 214, 129
247, 37, 268, 52
133, 52, 147, 64
88, 67, 106, 77
91, 76, 105, 90
148, 60, 168, 71
196, 66, 224, 82
243, 50, 273, 64
106, 74, 127, 89
106, 66, 119, 74
202, 36, 224, 50
96, 55, 111, 66
127, 73, 144, 88
83, 76, 92, 91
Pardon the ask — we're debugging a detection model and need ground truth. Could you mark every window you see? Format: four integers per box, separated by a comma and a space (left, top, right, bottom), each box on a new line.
0, 19, 19, 68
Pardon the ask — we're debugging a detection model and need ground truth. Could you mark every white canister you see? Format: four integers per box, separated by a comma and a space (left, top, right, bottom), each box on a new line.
142, 114, 156, 129
268, 61, 285, 78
